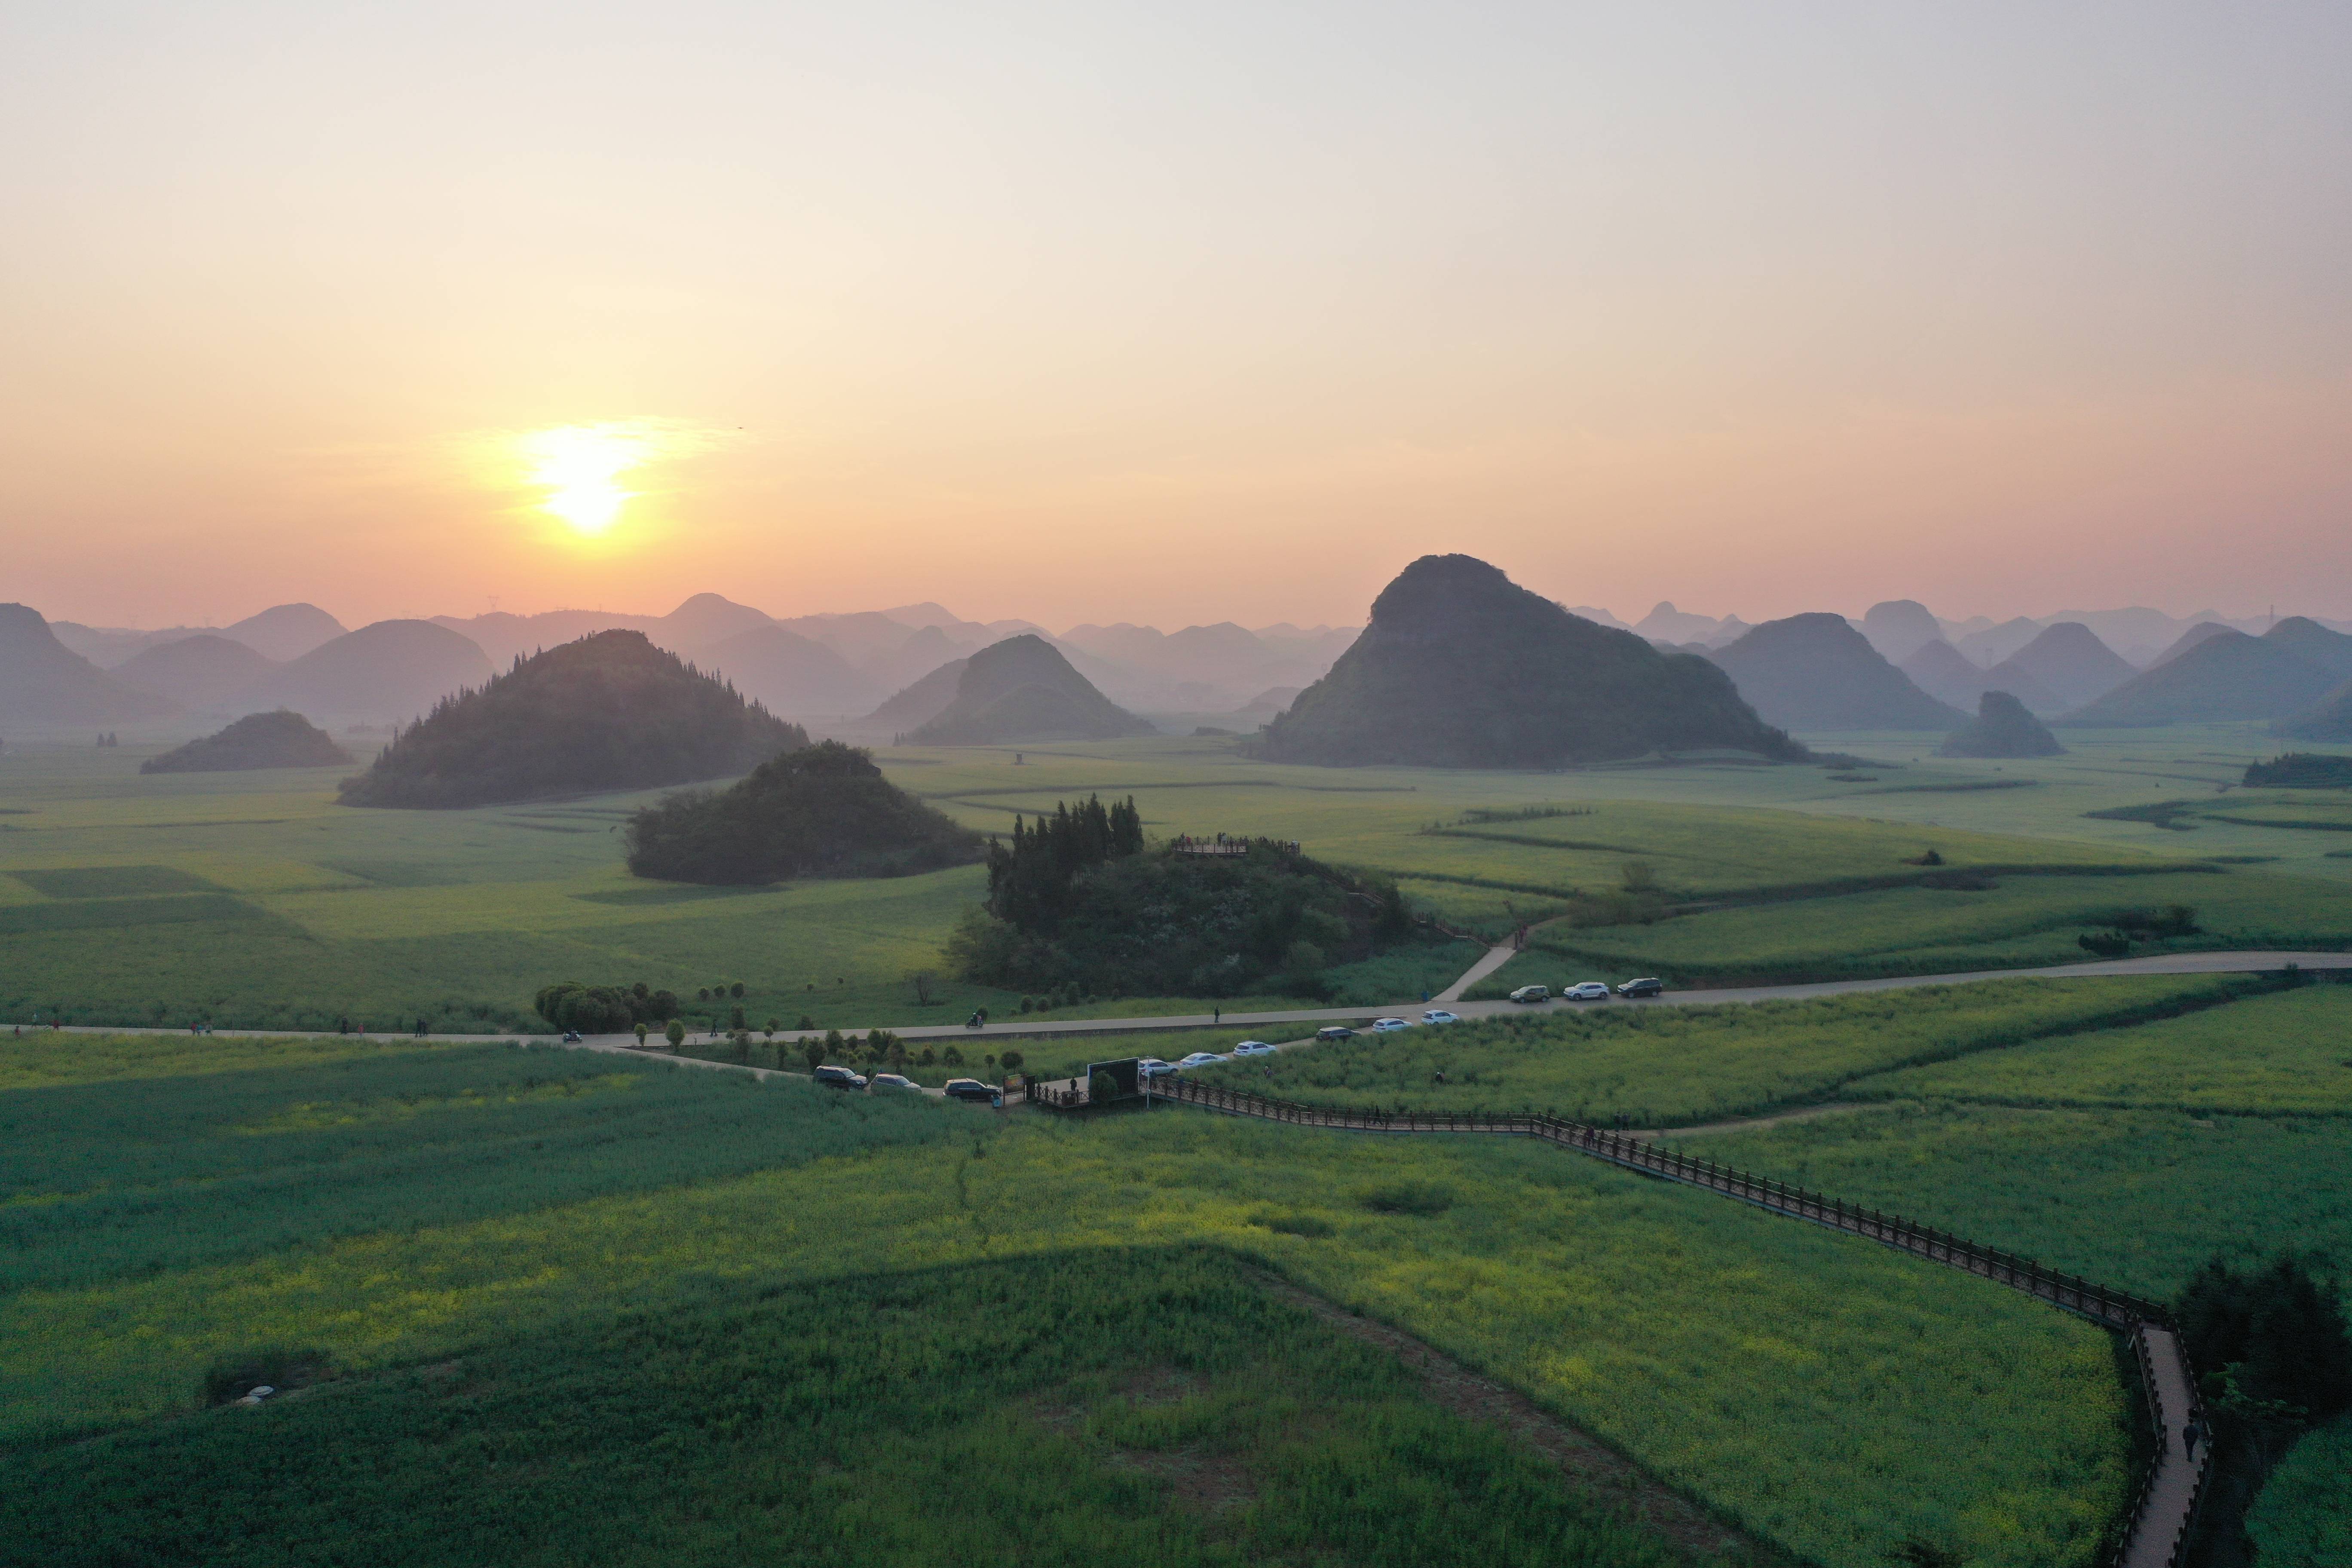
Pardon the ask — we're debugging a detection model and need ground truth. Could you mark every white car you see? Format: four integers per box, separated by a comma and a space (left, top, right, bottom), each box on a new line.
1231, 1040, 1277, 1057
1564, 981, 1612, 1001
1137, 1057, 1179, 1078
1175, 1052, 1227, 1069
1420, 1009, 1459, 1025
1369, 1017, 1410, 1032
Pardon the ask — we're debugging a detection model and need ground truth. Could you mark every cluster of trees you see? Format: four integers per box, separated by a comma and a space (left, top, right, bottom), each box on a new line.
983, 795, 1145, 930
951, 800, 1418, 998
2176, 1253, 2352, 1560
625, 741, 981, 884
533, 980, 681, 1035
794, 1027, 1024, 1077
2244, 752, 2352, 789
2077, 904, 2200, 957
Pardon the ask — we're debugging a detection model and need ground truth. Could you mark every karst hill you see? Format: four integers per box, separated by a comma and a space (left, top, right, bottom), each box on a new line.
1939, 691, 2065, 758
1984, 622, 2137, 712
0, 603, 178, 725
904, 635, 1155, 744
240, 619, 495, 723
1256, 555, 1801, 767
2060, 630, 2338, 726
338, 630, 808, 808
623, 740, 983, 883
112, 634, 280, 713
1708, 614, 1969, 732
142, 710, 352, 774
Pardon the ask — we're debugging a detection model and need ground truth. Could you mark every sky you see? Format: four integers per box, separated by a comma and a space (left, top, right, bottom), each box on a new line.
3, 0, 2349, 633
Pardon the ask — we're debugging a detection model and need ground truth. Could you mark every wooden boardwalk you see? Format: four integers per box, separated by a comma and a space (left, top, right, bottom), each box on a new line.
1118, 1077, 2210, 1568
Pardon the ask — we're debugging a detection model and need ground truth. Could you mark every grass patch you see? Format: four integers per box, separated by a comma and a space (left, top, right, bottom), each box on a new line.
0, 1248, 1711, 1568
0, 1109, 2125, 1567
1475, 868, 2352, 988
0, 1037, 968, 1295
1853, 982, 2352, 1115
10, 865, 221, 898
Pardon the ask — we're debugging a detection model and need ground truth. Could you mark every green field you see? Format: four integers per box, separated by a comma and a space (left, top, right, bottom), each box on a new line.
4, 726, 2348, 1032
1852, 982, 2352, 1114
1194, 975, 2249, 1124
0, 1027, 2125, 1568
0, 1246, 1722, 1568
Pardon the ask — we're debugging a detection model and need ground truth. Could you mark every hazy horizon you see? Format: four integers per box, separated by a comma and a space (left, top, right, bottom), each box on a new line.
6, 3, 2349, 630
21, 582, 2332, 642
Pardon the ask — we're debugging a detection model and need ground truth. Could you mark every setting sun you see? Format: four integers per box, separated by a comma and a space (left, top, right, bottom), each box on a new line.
518, 424, 650, 535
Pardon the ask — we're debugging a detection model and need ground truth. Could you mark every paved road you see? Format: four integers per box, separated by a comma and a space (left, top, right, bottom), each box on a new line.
13, 949, 2343, 1054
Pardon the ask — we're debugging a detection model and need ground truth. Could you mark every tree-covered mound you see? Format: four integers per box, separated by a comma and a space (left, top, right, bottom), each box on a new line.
624, 740, 982, 884
2242, 753, 2352, 789
338, 631, 807, 808
534, 980, 681, 1034
946, 794, 1421, 997
141, 710, 352, 773
1939, 691, 2065, 758
1709, 614, 1969, 731
1256, 555, 1801, 767
905, 635, 1154, 744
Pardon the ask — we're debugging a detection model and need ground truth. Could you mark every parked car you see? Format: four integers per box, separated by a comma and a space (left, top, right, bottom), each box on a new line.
1508, 985, 1552, 1004
1369, 1017, 1409, 1032
1231, 1040, 1277, 1057
1137, 1057, 1179, 1078
1176, 1052, 1227, 1069
1314, 1026, 1356, 1041
868, 1072, 918, 1091
812, 1065, 867, 1090
942, 1078, 997, 1102
1617, 977, 1665, 997
1419, 1009, 1460, 1025
1564, 982, 1611, 1001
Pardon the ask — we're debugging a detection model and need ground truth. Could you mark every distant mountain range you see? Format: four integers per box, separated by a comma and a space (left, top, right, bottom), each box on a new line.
16, 585, 2351, 740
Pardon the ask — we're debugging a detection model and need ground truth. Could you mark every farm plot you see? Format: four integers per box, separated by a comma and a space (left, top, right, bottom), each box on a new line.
1192, 976, 2248, 1125
1, 1246, 1716, 1568
0, 1068, 2127, 1568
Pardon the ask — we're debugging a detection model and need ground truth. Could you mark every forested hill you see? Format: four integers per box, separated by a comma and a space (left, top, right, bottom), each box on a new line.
338, 631, 807, 808
142, 710, 351, 773
623, 740, 982, 883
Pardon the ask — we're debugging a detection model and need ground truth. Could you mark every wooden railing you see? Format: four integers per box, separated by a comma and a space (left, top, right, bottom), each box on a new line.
1139, 1074, 2205, 1566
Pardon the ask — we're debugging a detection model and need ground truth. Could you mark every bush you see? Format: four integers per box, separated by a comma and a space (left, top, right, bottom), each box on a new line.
534, 982, 679, 1035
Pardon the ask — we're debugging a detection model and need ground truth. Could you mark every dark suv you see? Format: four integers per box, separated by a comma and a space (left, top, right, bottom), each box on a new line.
1616, 978, 1665, 998
943, 1078, 999, 1104
812, 1065, 867, 1090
